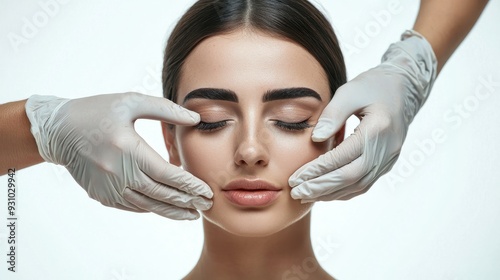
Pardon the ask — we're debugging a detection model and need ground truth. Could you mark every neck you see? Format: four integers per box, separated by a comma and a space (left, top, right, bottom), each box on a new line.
184, 212, 334, 280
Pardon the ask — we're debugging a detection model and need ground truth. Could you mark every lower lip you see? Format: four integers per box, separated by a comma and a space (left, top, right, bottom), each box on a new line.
223, 190, 281, 207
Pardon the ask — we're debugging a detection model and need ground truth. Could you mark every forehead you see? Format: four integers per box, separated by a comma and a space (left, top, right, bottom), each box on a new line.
177, 29, 329, 102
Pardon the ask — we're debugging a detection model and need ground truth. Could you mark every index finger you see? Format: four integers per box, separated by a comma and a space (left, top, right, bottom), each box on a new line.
135, 139, 213, 199
125, 93, 200, 125
289, 128, 364, 187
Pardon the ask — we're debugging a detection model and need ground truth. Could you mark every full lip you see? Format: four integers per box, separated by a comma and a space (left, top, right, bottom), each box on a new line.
222, 178, 282, 207
222, 178, 282, 191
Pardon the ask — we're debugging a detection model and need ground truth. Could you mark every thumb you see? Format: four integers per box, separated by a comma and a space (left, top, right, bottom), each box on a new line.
125, 92, 200, 125
312, 86, 361, 142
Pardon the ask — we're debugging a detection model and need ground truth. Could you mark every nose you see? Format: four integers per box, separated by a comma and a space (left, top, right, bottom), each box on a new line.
234, 125, 270, 168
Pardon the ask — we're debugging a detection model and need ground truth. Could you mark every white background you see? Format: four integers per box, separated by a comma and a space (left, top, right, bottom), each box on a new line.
1, 0, 499, 279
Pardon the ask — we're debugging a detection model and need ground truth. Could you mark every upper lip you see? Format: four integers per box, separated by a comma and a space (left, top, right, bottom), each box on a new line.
222, 179, 282, 191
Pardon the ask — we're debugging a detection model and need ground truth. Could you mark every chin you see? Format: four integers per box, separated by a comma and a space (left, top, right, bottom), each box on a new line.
202, 194, 314, 238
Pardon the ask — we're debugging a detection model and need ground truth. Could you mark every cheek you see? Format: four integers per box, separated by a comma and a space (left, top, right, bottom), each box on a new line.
175, 128, 233, 186
270, 131, 332, 173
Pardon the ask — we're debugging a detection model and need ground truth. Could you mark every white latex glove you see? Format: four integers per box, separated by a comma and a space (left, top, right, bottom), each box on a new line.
26, 92, 213, 220
289, 30, 437, 202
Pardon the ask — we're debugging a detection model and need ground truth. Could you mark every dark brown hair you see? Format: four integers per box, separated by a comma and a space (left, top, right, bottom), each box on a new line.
162, 0, 346, 102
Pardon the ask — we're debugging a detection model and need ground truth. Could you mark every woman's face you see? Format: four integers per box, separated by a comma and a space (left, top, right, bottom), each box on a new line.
164, 29, 343, 237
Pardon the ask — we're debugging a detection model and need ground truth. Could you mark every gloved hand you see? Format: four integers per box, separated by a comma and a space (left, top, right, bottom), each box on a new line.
25, 92, 213, 220
289, 30, 437, 202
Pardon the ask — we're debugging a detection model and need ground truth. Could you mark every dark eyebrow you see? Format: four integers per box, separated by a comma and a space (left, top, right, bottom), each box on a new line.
183, 88, 238, 104
262, 88, 322, 102
182, 87, 322, 104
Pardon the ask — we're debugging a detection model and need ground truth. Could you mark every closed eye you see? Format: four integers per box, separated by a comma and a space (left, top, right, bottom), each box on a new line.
274, 119, 313, 131
194, 120, 228, 132
194, 119, 313, 132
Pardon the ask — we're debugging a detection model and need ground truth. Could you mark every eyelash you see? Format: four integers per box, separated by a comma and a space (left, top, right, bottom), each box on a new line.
194, 119, 313, 132
194, 121, 227, 132
275, 120, 313, 131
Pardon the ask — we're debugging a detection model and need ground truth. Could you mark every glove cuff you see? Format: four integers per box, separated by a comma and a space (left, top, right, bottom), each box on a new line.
25, 95, 70, 164
382, 29, 438, 124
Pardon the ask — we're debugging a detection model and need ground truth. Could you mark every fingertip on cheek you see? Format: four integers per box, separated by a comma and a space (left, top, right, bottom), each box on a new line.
290, 188, 302, 200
